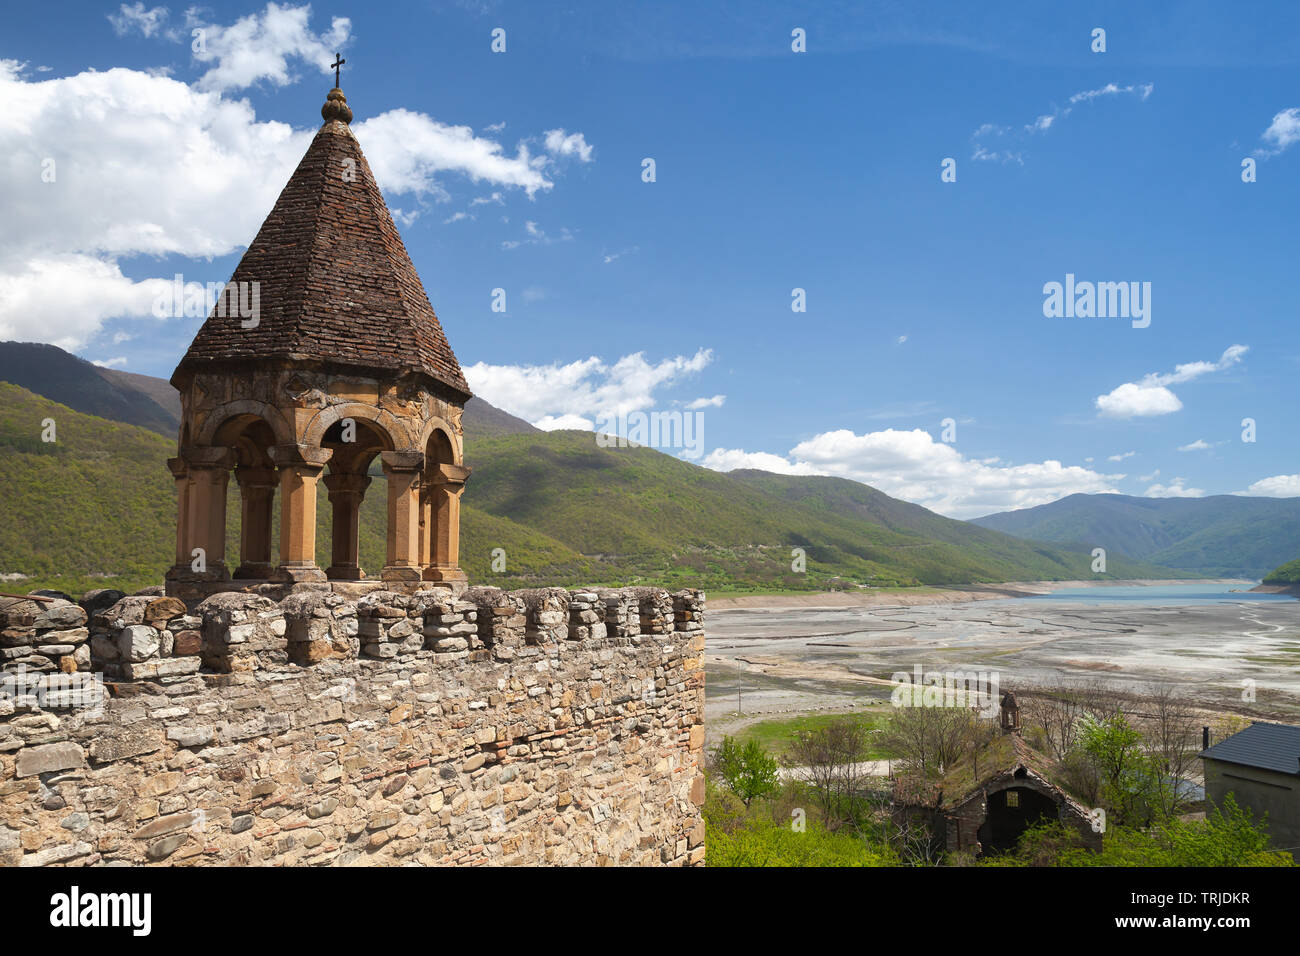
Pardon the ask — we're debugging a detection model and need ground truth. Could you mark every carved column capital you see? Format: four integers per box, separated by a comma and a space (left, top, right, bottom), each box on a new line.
181, 446, 237, 471
428, 462, 472, 487
323, 472, 373, 496
269, 443, 333, 472
380, 449, 425, 474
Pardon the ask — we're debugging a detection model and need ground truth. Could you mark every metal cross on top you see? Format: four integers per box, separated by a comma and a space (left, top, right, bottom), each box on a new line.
331, 53, 346, 88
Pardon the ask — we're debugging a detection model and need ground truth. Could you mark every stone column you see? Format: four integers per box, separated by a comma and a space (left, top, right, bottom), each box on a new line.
269, 444, 333, 583
233, 467, 277, 578
324, 472, 371, 580
165, 457, 190, 572
177, 447, 236, 580
418, 481, 433, 569
423, 462, 471, 585
381, 450, 424, 584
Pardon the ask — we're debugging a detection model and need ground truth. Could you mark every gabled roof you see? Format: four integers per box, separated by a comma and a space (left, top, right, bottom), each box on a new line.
1200, 721, 1300, 776
173, 88, 470, 399
894, 732, 1063, 809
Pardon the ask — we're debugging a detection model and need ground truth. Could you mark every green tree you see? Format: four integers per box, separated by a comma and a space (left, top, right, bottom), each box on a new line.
1077, 714, 1165, 826
715, 736, 780, 807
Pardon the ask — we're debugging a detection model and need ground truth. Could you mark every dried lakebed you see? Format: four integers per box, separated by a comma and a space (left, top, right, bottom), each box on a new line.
705, 584, 1300, 740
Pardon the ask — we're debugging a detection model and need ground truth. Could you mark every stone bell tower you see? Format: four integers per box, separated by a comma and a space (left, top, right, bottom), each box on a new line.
165, 80, 472, 601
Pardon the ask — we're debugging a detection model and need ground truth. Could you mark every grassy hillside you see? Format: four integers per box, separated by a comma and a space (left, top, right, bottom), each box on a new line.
0, 383, 590, 595
1263, 558, 1300, 585
972, 492, 1300, 578
0, 382, 176, 593
0, 382, 1187, 598
0, 341, 180, 437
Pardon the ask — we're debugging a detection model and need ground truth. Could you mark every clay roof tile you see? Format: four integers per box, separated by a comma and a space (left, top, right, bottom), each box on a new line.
172, 88, 470, 398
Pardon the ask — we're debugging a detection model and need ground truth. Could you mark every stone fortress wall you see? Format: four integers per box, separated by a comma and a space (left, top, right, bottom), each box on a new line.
0, 584, 706, 866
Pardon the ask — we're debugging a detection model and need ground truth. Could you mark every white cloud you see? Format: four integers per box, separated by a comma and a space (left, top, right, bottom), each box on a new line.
602, 246, 638, 264
895, 335, 908, 345
188, 4, 351, 93
533, 414, 594, 432
463, 349, 714, 428
0, 255, 174, 351
108, 3, 174, 39
0, 45, 584, 347
501, 220, 572, 249
543, 128, 594, 163
91, 356, 128, 368
356, 109, 552, 200
1095, 383, 1183, 418
1145, 477, 1204, 498
704, 427, 1124, 519
1138, 470, 1160, 482
703, 449, 820, 476
975, 82, 1153, 164
1177, 439, 1211, 451
685, 394, 726, 410
1241, 474, 1300, 497
1257, 107, 1300, 157
1068, 82, 1154, 105
1107, 451, 1136, 462
1095, 345, 1248, 418
972, 143, 1023, 165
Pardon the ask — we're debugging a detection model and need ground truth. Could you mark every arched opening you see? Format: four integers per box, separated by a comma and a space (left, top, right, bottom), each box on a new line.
978, 785, 1058, 855
421, 429, 454, 569
212, 414, 279, 579
319, 418, 390, 580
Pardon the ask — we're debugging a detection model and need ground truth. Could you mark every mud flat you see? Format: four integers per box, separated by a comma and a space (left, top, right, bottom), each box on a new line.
705, 582, 1300, 744
709, 578, 1247, 611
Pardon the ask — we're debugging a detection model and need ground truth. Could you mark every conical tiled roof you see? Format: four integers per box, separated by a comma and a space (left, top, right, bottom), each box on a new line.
172, 88, 471, 398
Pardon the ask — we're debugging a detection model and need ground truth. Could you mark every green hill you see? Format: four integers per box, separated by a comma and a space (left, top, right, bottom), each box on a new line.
1263, 558, 1300, 585
971, 493, 1300, 578
0, 381, 1183, 597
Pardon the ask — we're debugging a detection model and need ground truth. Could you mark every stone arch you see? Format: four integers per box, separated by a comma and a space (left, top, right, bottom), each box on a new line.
203, 412, 282, 579
300, 403, 414, 451
418, 416, 463, 465
196, 400, 294, 447
419, 419, 470, 586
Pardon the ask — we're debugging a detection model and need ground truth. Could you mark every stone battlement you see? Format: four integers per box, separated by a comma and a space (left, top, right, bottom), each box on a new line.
0, 586, 706, 866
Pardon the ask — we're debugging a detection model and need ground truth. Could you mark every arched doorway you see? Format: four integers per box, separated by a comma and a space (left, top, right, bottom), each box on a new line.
978, 785, 1058, 854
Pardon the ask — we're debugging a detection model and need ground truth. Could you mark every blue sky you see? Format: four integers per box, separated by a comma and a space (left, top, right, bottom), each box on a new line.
1, 1, 1297, 517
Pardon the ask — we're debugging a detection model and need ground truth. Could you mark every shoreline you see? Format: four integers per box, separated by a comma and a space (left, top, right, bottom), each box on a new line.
708, 578, 1257, 612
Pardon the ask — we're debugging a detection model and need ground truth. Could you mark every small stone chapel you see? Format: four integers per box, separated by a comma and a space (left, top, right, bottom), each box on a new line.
165, 80, 472, 601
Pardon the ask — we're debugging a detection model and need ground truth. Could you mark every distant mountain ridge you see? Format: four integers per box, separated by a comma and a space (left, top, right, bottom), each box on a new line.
972, 492, 1300, 578
0, 341, 537, 440
0, 342, 1187, 595
0, 341, 181, 436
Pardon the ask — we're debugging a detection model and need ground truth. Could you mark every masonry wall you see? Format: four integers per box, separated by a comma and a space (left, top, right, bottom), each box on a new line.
1204, 760, 1300, 862
0, 586, 706, 866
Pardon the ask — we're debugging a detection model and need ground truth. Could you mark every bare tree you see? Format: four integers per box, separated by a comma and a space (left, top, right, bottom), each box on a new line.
878, 705, 990, 776
1141, 683, 1201, 818
787, 716, 872, 827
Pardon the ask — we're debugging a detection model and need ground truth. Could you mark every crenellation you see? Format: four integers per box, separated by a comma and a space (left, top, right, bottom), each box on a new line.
0, 585, 705, 866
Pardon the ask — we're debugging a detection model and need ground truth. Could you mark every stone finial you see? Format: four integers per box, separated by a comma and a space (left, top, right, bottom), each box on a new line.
322, 87, 353, 124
